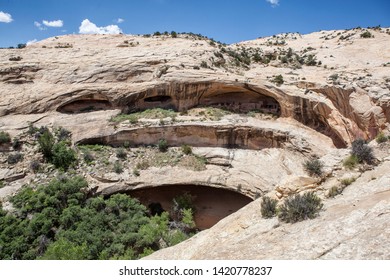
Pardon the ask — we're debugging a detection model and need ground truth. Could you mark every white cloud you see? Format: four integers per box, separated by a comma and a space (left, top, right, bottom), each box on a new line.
42, 19, 63, 27
34, 21, 46, 30
116, 18, 124, 23
79, 19, 122, 34
266, 0, 279, 7
0, 11, 13, 23
26, 39, 38, 46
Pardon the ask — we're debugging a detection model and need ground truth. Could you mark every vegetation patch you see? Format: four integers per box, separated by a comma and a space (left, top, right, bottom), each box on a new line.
326, 186, 344, 198
340, 177, 356, 187
110, 108, 177, 123
303, 158, 324, 177
351, 139, 374, 164
376, 132, 388, 144
0, 131, 11, 144
0, 176, 195, 260
260, 196, 278, 218
7, 153, 24, 165
278, 192, 323, 223
343, 154, 359, 169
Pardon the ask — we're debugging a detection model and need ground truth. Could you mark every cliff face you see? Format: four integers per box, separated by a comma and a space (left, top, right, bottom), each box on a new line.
1, 29, 389, 145
1, 28, 390, 259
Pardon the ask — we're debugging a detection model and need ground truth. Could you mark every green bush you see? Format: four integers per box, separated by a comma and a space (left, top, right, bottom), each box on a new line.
41, 238, 89, 260
351, 139, 374, 164
30, 160, 41, 173
260, 196, 278, 218
278, 192, 323, 223
83, 151, 94, 164
0, 131, 11, 144
181, 144, 192, 155
360, 31, 372, 38
172, 192, 196, 216
376, 132, 388, 144
38, 130, 55, 160
123, 141, 130, 148
200, 61, 208, 68
51, 142, 77, 171
326, 186, 344, 198
272, 75, 284, 85
113, 161, 123, 174
343, 154, 359, 169
116, 148, 127, 159
133, 169, 140, 177
55, 127, 71, 141
158, 139, 168, 152
1, 176, 163, 260
340, 177, 356, 187
12, 138, 22, 150
7, 153, 24, 164
303, 158, 324, 176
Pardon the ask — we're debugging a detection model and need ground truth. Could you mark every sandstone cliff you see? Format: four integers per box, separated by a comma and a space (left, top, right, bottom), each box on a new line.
1, 27, 390, 259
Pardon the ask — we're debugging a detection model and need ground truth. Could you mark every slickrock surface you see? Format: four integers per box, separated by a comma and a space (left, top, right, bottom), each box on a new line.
1, 27, 390, 259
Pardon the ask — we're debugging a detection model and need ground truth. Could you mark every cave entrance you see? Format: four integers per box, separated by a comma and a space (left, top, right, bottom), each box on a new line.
127, 95, 175, 112
127, 185, 253, 230
144, 96, 172, 103
57, 99, 113, 114
199, 91, 280, 115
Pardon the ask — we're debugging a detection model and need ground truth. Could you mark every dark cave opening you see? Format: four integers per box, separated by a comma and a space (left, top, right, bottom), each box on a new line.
127, 185, 253, 230
57, 99, 113, 114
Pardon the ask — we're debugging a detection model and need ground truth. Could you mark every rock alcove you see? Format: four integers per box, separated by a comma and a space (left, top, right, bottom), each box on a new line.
126, 185, 253, 230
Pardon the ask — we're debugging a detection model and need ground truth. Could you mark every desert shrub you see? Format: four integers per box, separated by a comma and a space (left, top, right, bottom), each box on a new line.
173, 192, 196, 213
329, 73, 339, 82
136, 160, 150, 170
0, 131, 11, 144
116, 148, 127, 159
30, 160, 41, 173
7, 153, 23, 164
51, 142, 77, 171
360, 31, 372, 38
343, 154, 359, 169
83, 151, 94, 164
181, 144, 192, 155
326, 186, 344, 198
340, 177, 356, 187
0, 181, 4, 189
12, 138, 22, 150
158, 139, 168, 152
9, 56, 22, 61
40, 238, 89, 260
351, 139, 374, 164
170, 31, 177, 38
1, 176, 162, 260
200, 61, 208, 68
303, 158, 324, 176
181, 208, 196, 229
272, 75, 284, 85
260, 196, 278, 218
278, 192, 323, 223
123, 141, 130, 148
305, 54, 317, 66
113, 161, 123, 174
38, 130, 55, 160
55, 127, 71, 141
376, 132, 388, 144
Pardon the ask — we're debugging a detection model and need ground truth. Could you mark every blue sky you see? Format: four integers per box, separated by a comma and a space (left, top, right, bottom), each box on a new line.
0, 0, 389, 47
